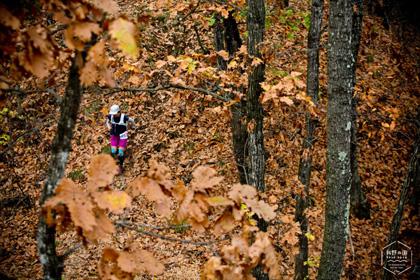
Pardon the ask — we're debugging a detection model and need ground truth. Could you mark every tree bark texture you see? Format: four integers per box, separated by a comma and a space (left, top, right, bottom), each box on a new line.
350, 0, 371, 219
246, 0, 266, 192
214, 13, 248, 184
295, 0, 323, 279
317, 0, 354, 279
382, 135, 420, 280
37, 54, 83, 280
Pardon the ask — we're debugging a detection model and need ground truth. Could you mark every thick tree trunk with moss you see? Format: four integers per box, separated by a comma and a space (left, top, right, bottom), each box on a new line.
37, 54, 83, 280
246, 0, 266, 192
295, 0, 323, 279
350, 1, 371, 219
317, 0, 354, 279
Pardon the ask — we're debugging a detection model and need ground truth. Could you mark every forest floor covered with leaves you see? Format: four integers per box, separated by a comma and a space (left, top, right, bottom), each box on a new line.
1, 0, 420, 279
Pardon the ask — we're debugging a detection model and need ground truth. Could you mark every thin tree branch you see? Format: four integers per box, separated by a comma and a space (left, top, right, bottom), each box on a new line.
117, 219, 191, 231
61, 243, 82, 260
1, 88, 47, 95
193, 25, 210, 54
181, 0, 202, 22
0, 127, 40, 157
169, 83, 231, 102
97, 83, 231, 102
116, 221, 226, 246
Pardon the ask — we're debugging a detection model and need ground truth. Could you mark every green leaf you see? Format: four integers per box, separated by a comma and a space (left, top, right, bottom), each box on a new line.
303, 13, 311, 29
208, 15, 216, 27
0, 133, 10, 145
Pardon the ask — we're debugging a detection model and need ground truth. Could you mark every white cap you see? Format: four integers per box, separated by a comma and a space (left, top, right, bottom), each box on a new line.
109, 104, 120, 115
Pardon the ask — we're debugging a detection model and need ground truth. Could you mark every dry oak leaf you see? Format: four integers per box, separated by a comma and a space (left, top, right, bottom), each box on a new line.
228, 184, 257, 204
249, 232, 281, 280
201, 256, 223, 280
99, 248, 133, 280
88, 40, 107, 65
191, 166, 223, 192
83, 207, 115, 242
93, 190, 132, 214
90, 0, 119, 15
109, 18, 139, 59
170, 180, 188, 202
118, 249, 164, 275
44, 178, 96, 232
87, 154, 118, 191
80, 60, 99, 86
73, 22, 101, 41
242, 198, 276, 221
128, 177, 172, 217
176, 190, 210, 231
20, 26, 55, 78
216, 50, 229, 61
228, 184, 276, 221
214, 209, 236, 236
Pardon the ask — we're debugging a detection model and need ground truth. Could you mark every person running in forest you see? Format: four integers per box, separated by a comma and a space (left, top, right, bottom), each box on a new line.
106, 104, 134, 173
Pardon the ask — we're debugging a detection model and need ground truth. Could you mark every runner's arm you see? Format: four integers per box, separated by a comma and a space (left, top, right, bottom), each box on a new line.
106, 117, 111, 129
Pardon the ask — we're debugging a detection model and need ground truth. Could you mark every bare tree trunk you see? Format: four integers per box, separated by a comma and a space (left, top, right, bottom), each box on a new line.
382, 134, 420, 280
317, 0, 353, 278
246, 1, 268, 279
246, 0, 266, 192
350, 0, 371, 220
295, 0, 324, 279
37, 54, 83, 280
275, 0, 289, 9
214, 12, 248, 184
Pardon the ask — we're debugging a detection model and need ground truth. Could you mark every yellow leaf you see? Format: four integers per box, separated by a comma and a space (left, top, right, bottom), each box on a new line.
305, 232, 315, 241
109, 18, 139, 59
227, 60, 238, 69
93, 191, 132, 214
206, 196, 233, 206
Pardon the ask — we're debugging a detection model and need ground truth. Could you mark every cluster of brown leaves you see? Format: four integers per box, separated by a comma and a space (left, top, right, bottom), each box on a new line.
202, 231, 280, 280
0, 0, 138, 87
44, 155, 280, 279
43, 154, 130, 242
127, 160, 281, 279
43, 154, 163, 279
99, 247, 164, 279
128, 160, 277, 234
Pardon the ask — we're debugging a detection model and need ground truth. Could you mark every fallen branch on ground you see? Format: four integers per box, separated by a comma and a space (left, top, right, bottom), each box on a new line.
116, 221, 227, 246
97, 83, 232, 102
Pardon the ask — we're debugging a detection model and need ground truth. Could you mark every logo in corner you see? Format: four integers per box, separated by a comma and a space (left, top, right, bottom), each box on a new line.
381, 240, 413, 276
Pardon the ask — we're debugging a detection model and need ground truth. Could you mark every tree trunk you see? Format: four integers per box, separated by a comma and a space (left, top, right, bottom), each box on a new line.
37, 54, 83, 280
350, 0, 371, 219
382, 134, 420, 280
246, 0, 266, 192
295, 0, 323, 279
317, 0, 354, 279
246, 1, 267, 279
276, 0, 289, 9
214, 12, 248, 184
